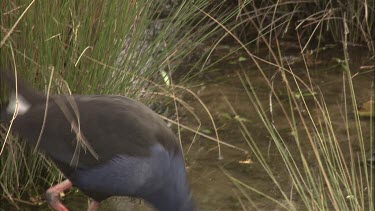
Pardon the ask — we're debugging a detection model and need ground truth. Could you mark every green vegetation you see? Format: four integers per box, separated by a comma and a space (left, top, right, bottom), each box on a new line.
209, 1, 374, 210
223, 52, 374, 210
0, 0, 232, 208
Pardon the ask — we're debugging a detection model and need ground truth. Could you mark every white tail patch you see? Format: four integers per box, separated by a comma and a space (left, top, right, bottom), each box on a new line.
7, 92, 31, 115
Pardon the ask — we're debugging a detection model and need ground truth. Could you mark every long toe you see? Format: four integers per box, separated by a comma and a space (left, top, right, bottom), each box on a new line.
45, 179, 73, 211
45, 190, 69, 211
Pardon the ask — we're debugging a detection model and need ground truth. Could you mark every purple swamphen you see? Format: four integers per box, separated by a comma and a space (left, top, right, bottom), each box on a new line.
0, 70, 196, 211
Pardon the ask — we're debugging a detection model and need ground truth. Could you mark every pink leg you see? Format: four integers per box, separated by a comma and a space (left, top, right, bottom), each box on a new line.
87, 199, 100, 211
45, 179, 73, 211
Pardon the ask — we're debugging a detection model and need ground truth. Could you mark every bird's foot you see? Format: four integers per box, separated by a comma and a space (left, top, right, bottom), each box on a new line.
45, 179, 73, 211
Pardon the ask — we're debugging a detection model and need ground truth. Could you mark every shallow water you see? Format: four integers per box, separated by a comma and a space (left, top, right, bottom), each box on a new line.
182, 46, 374, 210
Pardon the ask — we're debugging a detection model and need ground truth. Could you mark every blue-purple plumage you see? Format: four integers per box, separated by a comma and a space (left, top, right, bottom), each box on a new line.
0, 70, 195, 211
